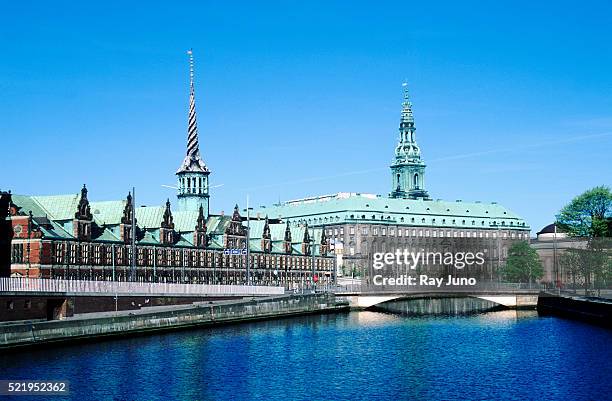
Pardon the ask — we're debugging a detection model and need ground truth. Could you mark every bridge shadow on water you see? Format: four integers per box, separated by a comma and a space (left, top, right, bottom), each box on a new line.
370, 296, 511, 317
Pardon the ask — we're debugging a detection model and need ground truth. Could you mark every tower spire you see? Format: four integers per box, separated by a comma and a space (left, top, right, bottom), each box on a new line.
389, 82, 430, 200
177, 49, 208, 174
186, 49, 201, 160
176, 49, 211, 214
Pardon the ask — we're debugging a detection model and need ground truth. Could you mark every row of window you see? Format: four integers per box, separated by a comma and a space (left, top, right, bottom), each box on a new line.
327, 227, 526, 240
179, 176, 206, 192
12, 242, 333, 270
296, 215, 525, 227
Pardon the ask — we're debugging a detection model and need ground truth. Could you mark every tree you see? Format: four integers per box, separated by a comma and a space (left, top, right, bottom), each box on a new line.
556, 186, 612, 294
557, 186, 612, 238
559, 250, 582, 290
500, 241, 543, 284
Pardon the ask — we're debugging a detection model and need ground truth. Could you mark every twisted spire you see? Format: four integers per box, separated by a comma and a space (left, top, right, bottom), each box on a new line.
177, 49, 209, 173
186, 49, 199, 157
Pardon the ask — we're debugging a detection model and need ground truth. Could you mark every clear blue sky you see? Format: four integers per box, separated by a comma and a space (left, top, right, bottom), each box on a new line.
1, 1, 611, 234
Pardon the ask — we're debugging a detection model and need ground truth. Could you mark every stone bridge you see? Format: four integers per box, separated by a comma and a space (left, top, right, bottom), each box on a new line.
336, 290, 540, 310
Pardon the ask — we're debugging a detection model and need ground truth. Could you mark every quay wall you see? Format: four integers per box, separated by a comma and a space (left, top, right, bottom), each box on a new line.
0, 293, 348, 349
537, 292, 612, 327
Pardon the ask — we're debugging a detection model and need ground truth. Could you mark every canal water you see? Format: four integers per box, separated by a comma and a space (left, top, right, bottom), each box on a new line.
1, 310, 610, 401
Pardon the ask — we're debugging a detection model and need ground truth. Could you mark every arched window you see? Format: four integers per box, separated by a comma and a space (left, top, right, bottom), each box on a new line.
413, 173, 419, 188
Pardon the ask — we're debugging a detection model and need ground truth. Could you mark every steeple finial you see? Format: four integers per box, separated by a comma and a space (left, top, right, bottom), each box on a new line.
188, 48, 194, 87
400, 81, 414, 125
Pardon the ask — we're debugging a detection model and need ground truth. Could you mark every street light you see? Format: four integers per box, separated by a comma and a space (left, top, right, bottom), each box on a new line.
243, 195, 254, 286
310, 226, 316, 292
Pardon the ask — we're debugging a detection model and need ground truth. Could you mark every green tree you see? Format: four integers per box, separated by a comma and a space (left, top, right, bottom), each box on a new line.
556, 186, 612, 294
558, 249, 581, 290
556, 186, 612, 238
500, 241, 544, 284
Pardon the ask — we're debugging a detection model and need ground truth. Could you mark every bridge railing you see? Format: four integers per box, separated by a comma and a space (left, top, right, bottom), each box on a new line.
332, 282, 544, 294
0, 277, 285, 297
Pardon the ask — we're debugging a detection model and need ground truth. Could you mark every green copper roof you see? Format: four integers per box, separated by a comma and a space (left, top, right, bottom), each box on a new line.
134, 206, 164, 229
207, 215, 232, 235
259, 193, 529, 230
31, 194, 80, 221
95, 228, 121, 242
173, 210, 199, 232
90, 200, 126, 225
175, 234, 194, 247
139, 231, 159, 245
10, 195, 53, 218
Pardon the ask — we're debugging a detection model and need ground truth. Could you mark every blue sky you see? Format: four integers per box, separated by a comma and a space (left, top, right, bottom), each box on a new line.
1, 1, 611, 234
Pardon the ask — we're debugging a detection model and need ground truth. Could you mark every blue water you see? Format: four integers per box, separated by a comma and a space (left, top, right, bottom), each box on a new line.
1, 311, 610, 401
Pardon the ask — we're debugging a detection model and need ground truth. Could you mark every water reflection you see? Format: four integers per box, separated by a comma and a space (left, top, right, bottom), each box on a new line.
375, 296, 507, 316
0, 310, 610, 401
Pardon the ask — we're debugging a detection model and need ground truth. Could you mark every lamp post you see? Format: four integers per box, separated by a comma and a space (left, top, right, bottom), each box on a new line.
244, 195, 253, 286
496, 222, 501, 282
130, 187, 136, 281
553, 223, 558, 289
311, 226, 316, 292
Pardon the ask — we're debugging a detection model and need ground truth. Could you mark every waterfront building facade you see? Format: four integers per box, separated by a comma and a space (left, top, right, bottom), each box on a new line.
259, 84, 530, 280
530, 223, 587, 286
2, 52, 334, 288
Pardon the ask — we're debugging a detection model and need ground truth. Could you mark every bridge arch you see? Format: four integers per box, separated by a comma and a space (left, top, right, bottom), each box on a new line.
343, 293, 537, 310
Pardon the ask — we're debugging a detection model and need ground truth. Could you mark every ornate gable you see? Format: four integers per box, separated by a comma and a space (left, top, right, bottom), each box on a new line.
159, 199, 175, 245
284, 220, 292, 242
263, 216, 271, 240
75, 185, 92, 221
283, 220, 292, 254
121, 192, 135, 225
194, 204, 208, 248
161, 199, 175, 229
261, 216, 272, 253
225, 205, 247, 236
